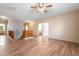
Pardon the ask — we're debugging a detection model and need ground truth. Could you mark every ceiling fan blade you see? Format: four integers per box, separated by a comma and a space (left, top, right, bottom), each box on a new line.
44, 10, 47, 13
31, 6, 37, 8
46, 5, 52, 8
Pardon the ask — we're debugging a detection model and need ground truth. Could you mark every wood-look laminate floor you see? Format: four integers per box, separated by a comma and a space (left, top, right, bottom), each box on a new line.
0, 35, 79, 56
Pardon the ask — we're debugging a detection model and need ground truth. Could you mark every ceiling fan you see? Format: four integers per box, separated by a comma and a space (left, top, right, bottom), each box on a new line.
31, 3, 53, 13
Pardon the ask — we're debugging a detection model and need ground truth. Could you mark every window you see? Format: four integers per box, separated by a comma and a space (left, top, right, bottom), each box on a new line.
0, 24, 5, 31
25, 25, 28, 30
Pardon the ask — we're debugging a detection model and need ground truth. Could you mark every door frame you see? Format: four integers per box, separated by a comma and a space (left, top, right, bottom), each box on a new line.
38, 22, 49, 37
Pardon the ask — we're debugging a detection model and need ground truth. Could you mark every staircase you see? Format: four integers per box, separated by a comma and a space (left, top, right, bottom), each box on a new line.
9, 30, 33, 40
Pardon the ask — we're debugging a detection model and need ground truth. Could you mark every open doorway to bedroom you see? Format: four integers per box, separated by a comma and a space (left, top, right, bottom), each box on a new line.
38, 22, 49, 37
38, 23, 43, 36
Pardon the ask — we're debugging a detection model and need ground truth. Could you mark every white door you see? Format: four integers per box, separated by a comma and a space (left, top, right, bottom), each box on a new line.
42, 23, 49, 36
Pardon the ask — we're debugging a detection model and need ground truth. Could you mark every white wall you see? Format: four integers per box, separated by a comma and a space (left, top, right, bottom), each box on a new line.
33, 10, 79, 43
49, 10, 79, 43
8, 20, 24, 31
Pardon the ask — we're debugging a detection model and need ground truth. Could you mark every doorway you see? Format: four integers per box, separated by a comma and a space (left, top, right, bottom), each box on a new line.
38, 22, 49, 36
38, 23, 43, 36
0, 24, 5, 35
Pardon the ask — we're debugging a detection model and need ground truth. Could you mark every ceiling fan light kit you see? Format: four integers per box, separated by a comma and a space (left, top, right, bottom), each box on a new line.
31, 3, 52, 13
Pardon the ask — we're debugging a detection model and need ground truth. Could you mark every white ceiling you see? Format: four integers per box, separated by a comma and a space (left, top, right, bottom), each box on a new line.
0, 3, 79, 22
